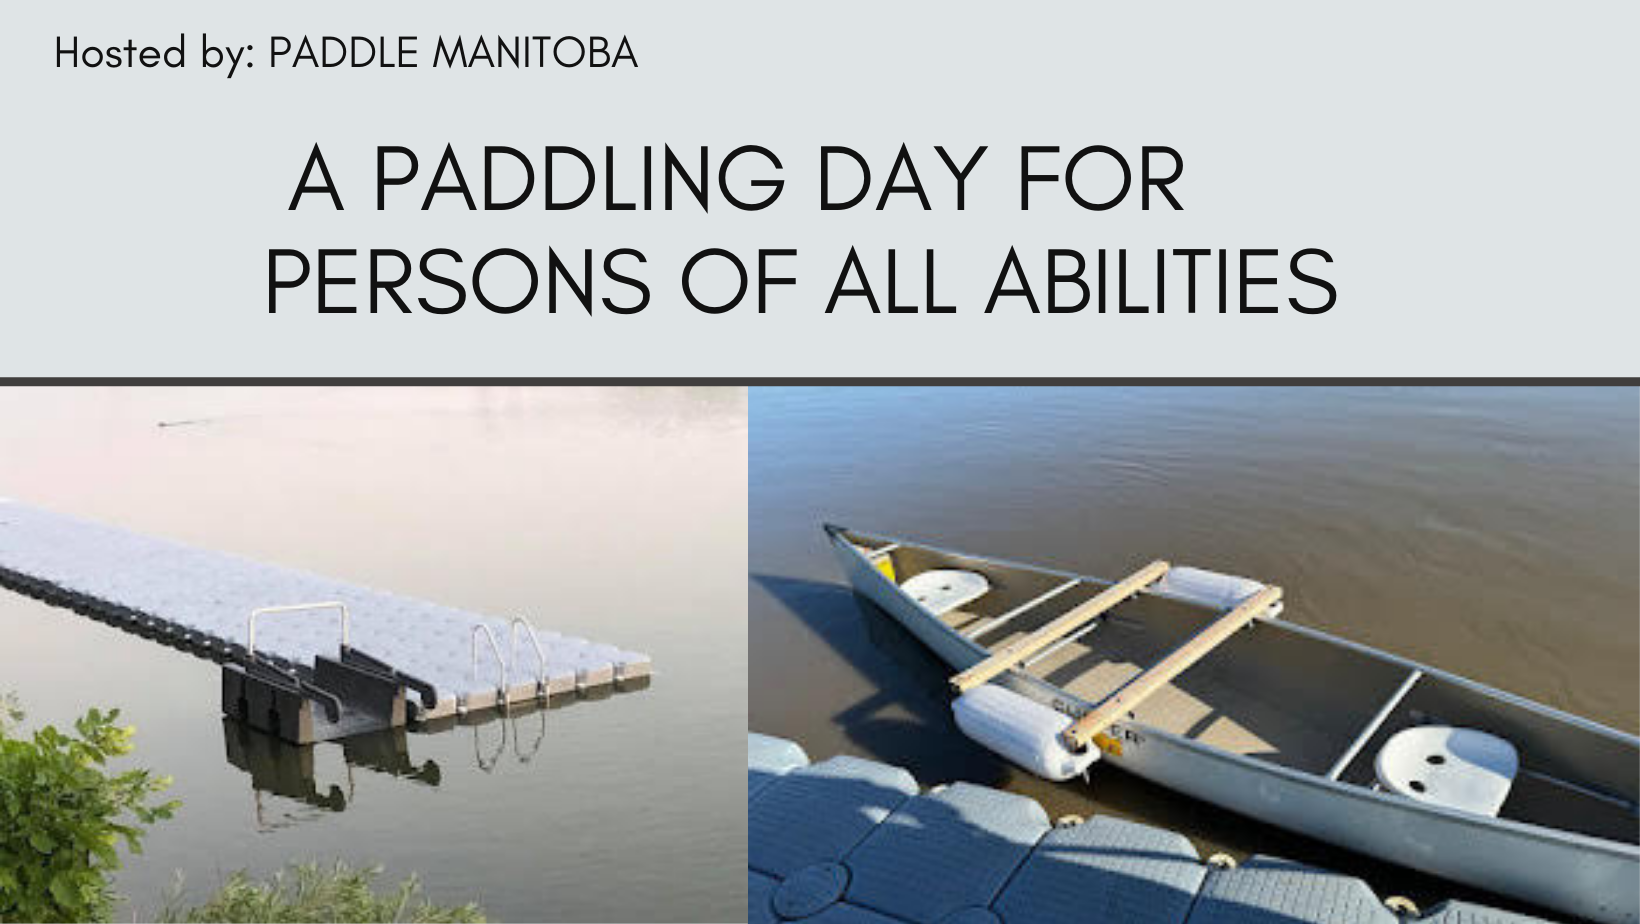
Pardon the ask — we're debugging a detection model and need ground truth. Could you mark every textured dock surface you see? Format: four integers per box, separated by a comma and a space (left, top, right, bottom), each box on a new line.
0, 500, 650, 718
748, 733, 1554, 924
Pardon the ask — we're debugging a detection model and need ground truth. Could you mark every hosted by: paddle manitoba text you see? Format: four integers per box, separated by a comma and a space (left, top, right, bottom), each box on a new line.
56, 35, 638, 74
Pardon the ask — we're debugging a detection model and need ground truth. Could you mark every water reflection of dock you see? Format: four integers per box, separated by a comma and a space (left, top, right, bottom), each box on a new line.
221, 675, 651, 827
223, 720, 441, 829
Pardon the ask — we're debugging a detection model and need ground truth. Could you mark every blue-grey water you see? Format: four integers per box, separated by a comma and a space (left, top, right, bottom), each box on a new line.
750, 385, 1638, 914
0, 386, 746, 922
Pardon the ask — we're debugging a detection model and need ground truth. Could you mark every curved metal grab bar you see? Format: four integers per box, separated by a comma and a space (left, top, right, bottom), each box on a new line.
470, 624, 508, 701
508, 616, 549, 697
248, 601, 350, 658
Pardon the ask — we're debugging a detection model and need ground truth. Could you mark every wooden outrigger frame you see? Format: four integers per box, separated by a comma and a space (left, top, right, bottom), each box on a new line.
951, 559, 1171, 692
1060, 585, 1283, 749
946, 557, 1284, 751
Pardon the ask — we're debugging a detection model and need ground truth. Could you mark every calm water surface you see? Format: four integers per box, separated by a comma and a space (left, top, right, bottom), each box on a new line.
0, 386, 746, 922
750, 386, 1638, 914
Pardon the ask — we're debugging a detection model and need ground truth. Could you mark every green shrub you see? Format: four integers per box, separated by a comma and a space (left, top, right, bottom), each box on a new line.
159, 862, 485, 923
0, 699, 177, 922
0, 694, 20, 736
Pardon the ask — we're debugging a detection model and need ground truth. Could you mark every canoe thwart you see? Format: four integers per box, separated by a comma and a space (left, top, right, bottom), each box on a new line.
1325, 668, 1423, 780
1060, 584, 1283, 749
951, 559, 1171, 694
964, 578, 1082, 640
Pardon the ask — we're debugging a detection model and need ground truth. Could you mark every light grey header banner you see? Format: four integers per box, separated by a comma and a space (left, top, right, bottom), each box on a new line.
2, 1, 1634, 377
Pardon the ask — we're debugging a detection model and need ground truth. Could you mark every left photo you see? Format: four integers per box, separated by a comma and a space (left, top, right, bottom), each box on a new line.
0, 386, 747, 922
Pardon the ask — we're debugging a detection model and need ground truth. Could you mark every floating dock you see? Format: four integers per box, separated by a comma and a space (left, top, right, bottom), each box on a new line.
0, 500, 650, 742
749, 732, 1554, 924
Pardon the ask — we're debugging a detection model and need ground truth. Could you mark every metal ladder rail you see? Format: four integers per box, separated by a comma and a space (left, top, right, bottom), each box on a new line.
509, 616, 551, 700
465, 623, 508, 714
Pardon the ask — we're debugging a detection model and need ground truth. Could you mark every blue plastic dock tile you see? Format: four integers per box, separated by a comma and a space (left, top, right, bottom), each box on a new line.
745, 735, 1557, 924
750, 871, 780, 924
802, 903, 908, 924
751, 755, 918, 877
995, 815, 1206, 924
843, 782, 1050, 923
1419, 901, 1555, 924
1186, 855, 1396, 924
772, 863, 852, 919
750, 732, 811, 802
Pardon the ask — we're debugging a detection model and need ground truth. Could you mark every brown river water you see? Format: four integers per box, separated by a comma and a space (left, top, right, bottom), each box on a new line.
0, 386, 746, 922
750, 385, 1638, 916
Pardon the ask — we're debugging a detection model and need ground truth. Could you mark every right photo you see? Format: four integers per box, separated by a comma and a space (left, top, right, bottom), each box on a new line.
748, 386, 1639, 924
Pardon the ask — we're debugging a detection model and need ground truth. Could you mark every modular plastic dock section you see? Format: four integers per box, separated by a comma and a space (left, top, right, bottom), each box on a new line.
0, 500, 650, 740
748, 732, 1555, 924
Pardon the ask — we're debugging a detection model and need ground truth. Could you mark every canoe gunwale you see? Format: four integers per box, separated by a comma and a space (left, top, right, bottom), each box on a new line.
827, 524, 1640, 861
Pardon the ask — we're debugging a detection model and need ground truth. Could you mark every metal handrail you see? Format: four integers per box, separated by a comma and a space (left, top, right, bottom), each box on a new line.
508, 616, 549, 698
470, 624, 508, 700
248, 601, 350, 658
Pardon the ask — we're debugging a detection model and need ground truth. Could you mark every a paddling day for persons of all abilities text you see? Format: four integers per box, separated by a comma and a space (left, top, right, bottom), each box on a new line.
57, 32, 1337, 320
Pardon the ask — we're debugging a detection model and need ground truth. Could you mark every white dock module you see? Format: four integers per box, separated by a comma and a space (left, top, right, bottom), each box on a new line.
0, 501, 650, 728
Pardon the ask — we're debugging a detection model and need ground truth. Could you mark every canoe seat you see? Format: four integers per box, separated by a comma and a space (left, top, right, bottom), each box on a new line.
1374, 725, 1518, 817
900, 569, 990, 616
